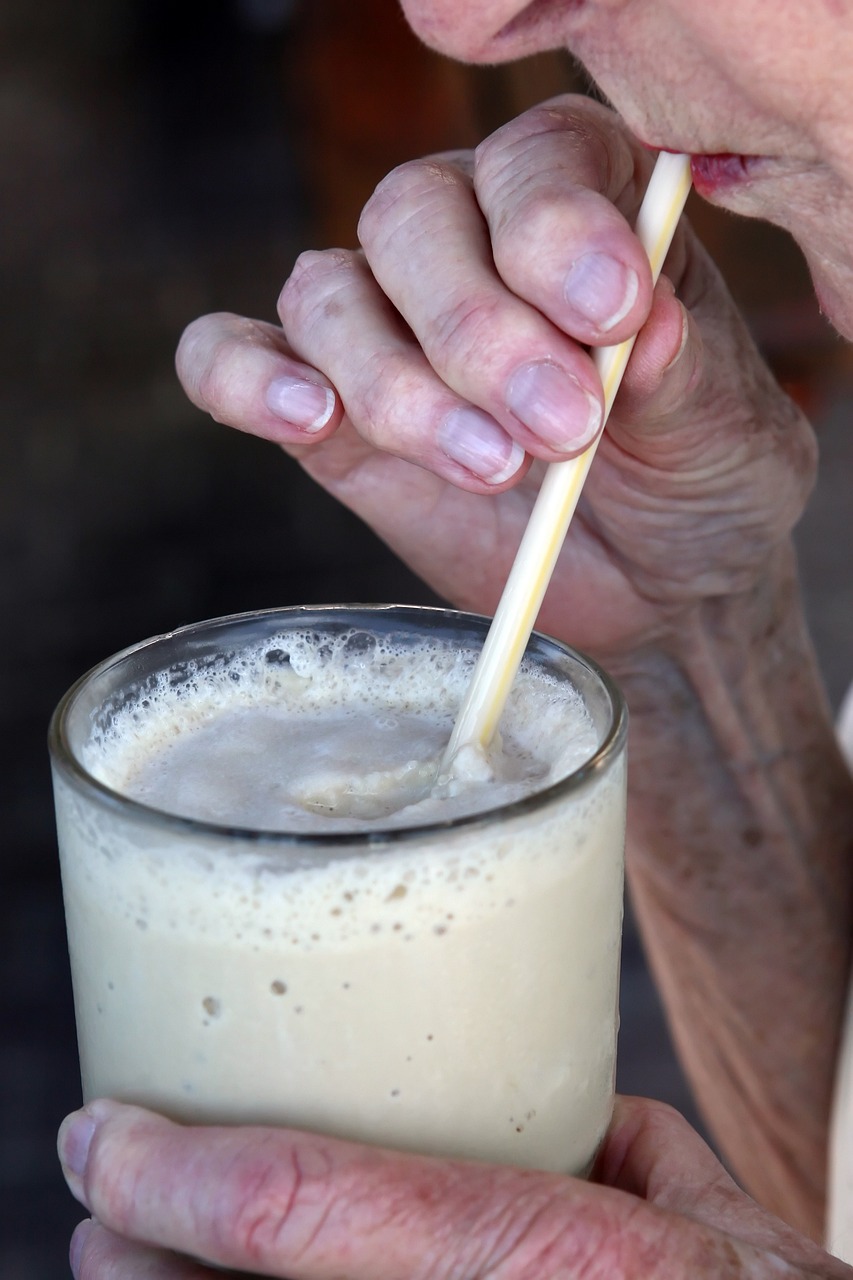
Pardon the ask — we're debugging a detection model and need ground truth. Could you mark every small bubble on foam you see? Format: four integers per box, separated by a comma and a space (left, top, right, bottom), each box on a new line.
342, 630, 377, 660
264, 649, 292, 668
202, 997, 221, 1017
270, 980, 287, 995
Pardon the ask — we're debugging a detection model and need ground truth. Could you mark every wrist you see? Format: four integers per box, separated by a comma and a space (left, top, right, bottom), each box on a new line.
614, 540, 841, 770
608, 542, 853, 1234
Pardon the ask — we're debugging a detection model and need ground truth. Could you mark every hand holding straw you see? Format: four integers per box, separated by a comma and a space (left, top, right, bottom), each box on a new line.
442, 152, 692, 771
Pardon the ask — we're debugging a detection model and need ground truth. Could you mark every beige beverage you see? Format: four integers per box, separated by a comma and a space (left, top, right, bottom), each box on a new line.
50, 606, 627, 1176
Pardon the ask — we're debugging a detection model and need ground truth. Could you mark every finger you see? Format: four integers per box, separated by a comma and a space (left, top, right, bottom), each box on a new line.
607, 245, 810, 485
473, 96, 656, 344
69, 1217, 227, 1280
598, 1097, 837, 1271
279, 248, 530, 490
356, 155, 606, 458
609, 274, 701, 430
596, 1097, 743, 1216
175, 312, 343, 443
60, 1099, 800, 1280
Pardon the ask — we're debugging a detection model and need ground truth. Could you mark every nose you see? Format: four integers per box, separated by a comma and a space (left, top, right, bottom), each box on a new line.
398, 0, 521, 63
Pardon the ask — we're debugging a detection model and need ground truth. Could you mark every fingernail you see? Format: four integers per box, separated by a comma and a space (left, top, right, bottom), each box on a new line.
58, 1109, 96, 1197
564, 252, 639, 333
69, 1219, 94, 1278
438, 406, 525, 484
265, 375, 335, 432
506, 361, 602, 452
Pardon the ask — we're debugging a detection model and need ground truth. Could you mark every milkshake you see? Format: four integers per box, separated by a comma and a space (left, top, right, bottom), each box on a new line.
50, 606, 627, 1175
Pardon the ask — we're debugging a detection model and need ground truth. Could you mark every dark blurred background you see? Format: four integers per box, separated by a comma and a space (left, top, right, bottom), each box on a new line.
2, 1, 852, 1275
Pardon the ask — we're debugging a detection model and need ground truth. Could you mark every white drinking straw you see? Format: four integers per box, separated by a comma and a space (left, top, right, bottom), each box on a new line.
443, 151, 692, 768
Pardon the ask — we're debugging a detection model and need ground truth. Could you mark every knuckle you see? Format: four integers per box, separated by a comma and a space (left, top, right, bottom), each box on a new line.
489, 178, 566, 258
177, 313, 271, 418
73, 1232, 100, 1280
481, 1197, 651, 1280
476, 101, 599, 174
425, 290, 506, 372
787, 401, 818, 493
478, 101, 569, 155
348, 347, 425, 445
474, 98, 637, 212
193, 334, 248, 419
175, 312, 234, 401
358, 157, 469, 251
278, 249, 359, 334
225, 1141, 336, 1268
92, 1165, 146, 1242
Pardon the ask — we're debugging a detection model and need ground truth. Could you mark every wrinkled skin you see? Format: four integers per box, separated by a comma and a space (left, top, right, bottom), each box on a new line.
176, 99, 814, 658
400, 0, 853, 337
58, 2, 853, 1275
59, 1097, 853, 1278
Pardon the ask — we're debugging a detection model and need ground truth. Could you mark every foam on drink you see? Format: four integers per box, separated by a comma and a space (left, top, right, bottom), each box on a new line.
83, 626, 599, 830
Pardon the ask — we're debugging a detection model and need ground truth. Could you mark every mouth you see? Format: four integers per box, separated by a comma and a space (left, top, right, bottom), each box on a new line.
688, 153, 767, 197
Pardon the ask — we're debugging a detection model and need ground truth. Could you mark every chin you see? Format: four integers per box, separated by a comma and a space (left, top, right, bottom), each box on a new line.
809, 272, 853, 342
795, 235, 853, 340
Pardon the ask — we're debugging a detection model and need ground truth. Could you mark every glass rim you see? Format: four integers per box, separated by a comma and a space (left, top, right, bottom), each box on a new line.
48, 604, 628, 849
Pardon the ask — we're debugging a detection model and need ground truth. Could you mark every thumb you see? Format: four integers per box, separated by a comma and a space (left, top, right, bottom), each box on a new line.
58, 1098, 821, 1280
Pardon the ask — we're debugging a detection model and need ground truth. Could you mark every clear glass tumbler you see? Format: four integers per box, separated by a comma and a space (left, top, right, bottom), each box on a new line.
50, 605, 627, 1176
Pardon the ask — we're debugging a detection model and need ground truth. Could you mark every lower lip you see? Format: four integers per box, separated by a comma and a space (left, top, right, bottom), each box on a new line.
689, 153, 760, 196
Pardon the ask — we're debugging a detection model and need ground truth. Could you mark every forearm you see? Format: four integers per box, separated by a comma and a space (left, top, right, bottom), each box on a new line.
612, 542, 853, 1240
